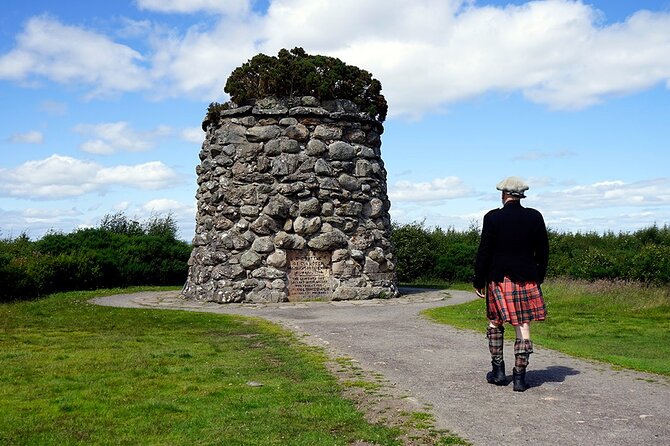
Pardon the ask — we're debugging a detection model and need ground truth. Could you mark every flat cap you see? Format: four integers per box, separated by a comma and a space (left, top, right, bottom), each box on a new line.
496, 176, 529, 198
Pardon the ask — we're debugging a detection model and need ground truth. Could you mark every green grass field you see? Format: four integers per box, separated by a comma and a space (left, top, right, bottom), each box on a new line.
0, 288, 407, 446
424, 279, 670, 376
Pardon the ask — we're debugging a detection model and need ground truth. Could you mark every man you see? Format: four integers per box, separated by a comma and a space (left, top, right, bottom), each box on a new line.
473, 176, 549, 392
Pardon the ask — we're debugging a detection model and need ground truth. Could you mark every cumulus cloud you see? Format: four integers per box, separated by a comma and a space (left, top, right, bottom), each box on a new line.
2, 2, 670, 113
389, 176, 477, 202
141, 198, 193, 213
513, 150, 576, 161
536, 178, 670, 211
180, 127, 205, 143
74, 121, 171, 154
7, 131, 44, 144
0, 15, 149, 96
259, 0, 670, 115
0, 154, 179, 199
135, 0, 251, 15
39, 100, 67, 115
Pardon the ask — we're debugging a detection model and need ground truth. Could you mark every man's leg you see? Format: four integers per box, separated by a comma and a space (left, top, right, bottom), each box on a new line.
486, 321, 507, 385
513, 323, 533, 392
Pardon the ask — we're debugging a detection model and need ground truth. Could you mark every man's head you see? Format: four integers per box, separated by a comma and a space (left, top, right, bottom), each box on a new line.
496, 176, 529, 203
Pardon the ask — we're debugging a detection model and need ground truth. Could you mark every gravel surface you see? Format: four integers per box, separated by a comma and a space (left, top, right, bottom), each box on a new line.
93, 288, 670, 445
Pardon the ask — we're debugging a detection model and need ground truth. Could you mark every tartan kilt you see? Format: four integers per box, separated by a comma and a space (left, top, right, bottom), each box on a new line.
486, 277, 546, 326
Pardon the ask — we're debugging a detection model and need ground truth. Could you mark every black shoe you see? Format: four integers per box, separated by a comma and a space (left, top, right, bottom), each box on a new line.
486, 360, 508, 385
513, 368, 528, 392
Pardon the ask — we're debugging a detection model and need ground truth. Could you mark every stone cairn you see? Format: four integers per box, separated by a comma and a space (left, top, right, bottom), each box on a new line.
182, 96, 398, 303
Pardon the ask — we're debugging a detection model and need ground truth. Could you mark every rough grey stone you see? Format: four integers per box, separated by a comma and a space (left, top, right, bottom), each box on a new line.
298, 197, 321, 216
251, 267, 286, 280
314, 125, 343, 140
251, 237, 274, 253
240, 250, 262, 269
308, 229, 349, 250
338, 174, 361, 191
267, 249, 287, 268
314, 158, 333, 176
246, 125, 282, 142
328, 141, 356, 160
271, 153, 301, 176
293, 216, 321, 235
284, 123, 310, 141
279, 117, 298, 126
263, 195, 292, 218
305, 138, 327, 156
273, 231, 307, 250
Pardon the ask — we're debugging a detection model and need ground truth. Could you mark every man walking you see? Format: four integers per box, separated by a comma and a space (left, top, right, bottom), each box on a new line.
473, 176, 549, 392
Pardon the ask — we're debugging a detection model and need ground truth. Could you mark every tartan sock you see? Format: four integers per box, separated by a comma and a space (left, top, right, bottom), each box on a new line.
514, 339, 533, 371
487, 326, 505, 365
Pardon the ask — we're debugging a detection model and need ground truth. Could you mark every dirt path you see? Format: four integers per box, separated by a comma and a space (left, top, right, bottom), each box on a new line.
93, 289, 669, 445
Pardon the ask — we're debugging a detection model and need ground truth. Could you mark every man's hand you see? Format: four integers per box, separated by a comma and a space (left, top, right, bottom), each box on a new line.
475, 288, 486, 298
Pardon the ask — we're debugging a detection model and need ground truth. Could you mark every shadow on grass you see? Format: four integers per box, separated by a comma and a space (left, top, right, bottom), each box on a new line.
527, 365, 580, 388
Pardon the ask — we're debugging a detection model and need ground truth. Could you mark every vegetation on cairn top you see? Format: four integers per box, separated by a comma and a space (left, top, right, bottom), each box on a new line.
221, 47, 388, 122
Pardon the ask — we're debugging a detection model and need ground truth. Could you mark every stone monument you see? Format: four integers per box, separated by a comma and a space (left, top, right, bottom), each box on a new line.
182, 49, 398, 303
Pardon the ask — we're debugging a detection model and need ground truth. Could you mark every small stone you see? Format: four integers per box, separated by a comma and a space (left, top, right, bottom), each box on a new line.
293, 216, 321, 235
305, 139, 327, 156
328, 141, 356, 160
314, 158, 333, 176
246, 125, 282, 142
251, 237, 275, 253
284, 124, 310, 141
314, 125, 343, 141
279, 117, 298, 126
240, 250, 262, 269
267, 249, 287, 268
299, 197, 321, 216
274, 232, 307, 250
308, 229, 348, 250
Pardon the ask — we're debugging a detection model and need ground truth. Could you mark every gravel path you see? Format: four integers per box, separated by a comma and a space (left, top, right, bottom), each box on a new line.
92, 288, 669, 445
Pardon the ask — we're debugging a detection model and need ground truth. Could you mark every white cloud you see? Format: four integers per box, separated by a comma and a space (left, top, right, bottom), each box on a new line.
142, 198, 192, 213
0, 15, 149, 96
96, 162, 178, 189
148, 18, 260, 99
180, 127, 205, 143
39, 100, 67, 116
258, 1, 670, 115
135, 0, 251, 15
536, 178, 670, 212
2, 2, 670, 112
514, 150, 576, 161
75, 121, 171, 154
0, 154, 179, 199
389, 176, 477, 202
7, 131, 44, 144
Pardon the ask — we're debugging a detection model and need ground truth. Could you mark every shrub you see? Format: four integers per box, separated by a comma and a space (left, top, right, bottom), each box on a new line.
223, 47, 388, 122
0, 213, 191, 301
391, 221, 437, 282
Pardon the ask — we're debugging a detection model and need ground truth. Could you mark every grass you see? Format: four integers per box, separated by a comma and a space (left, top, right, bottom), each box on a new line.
423, 279, 670, 376
0, 287, 405, 446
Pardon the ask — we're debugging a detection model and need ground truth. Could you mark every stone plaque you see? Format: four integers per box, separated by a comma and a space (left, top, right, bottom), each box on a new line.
286, 250, 332, 301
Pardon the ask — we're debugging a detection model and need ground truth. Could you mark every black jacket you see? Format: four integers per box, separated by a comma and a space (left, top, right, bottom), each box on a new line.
473, 200, 549, 289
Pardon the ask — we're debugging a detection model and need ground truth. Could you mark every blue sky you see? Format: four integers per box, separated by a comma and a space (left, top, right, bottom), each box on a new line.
1, 0, 670, 241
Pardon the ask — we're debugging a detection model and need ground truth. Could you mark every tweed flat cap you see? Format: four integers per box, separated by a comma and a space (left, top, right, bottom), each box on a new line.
496, 176, 529, 198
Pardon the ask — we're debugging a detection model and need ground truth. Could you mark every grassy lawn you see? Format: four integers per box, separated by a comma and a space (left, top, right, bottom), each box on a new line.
424, 279, 670, 376
0, 288, 407, 446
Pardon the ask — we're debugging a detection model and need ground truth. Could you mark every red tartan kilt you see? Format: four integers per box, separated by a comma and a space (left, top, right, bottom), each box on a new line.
486, 277, 546, 326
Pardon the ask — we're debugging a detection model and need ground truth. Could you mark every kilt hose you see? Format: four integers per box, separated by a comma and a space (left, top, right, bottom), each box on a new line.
486, 325, 505, 365
486, 277, 546, 326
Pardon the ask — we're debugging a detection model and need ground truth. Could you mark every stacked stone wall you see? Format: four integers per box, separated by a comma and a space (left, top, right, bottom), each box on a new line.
182, 96, 397, 303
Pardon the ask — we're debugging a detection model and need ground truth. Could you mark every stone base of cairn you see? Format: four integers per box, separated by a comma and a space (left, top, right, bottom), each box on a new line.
182, 96, 398, 303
